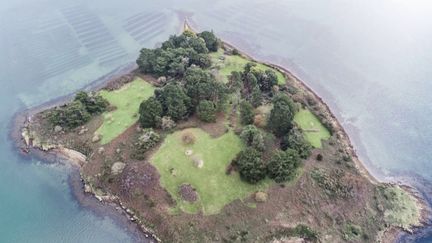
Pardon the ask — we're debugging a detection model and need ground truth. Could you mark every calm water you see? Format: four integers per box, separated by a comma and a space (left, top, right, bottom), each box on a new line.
1, 0, 431, 241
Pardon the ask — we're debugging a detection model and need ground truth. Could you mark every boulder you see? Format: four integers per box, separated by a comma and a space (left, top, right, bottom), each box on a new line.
78, 126, 88, 135
97, 147, 105, 154
111, 162, 126, 175
54, 125, 63, 133
92, 134, 101, 143
255, 191, 268, 203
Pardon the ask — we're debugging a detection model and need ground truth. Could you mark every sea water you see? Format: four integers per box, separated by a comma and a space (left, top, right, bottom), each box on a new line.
1, 0, 431, 241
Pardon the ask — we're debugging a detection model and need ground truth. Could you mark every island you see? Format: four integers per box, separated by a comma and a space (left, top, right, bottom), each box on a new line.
17, 25, 425, 242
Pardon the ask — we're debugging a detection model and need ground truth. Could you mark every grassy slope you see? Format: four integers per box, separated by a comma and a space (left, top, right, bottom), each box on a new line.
294, 109, 331, 148
211, 49, 286, 85
150, 128, 271, 215
97, 78, 155, 144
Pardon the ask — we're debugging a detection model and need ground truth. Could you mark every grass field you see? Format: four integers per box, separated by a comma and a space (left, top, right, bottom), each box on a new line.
211, 50, 286, 85
150, 128, 271, 215
294, 109, 331, 148
96, 78, 155, 144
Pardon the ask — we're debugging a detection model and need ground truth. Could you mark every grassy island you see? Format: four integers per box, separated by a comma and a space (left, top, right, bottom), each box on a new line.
22, 27, 422, 242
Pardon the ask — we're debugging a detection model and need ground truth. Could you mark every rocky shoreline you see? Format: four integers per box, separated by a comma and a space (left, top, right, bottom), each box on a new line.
9, 21, 430, 242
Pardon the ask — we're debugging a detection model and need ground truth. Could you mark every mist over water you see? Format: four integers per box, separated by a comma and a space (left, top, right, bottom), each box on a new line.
1, 0, 431, 241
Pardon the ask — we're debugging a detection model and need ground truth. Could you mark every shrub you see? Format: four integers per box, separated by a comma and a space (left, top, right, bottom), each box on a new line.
138, 97, 163, 128
197, 100, 217, 122
131, 128, 160, 160
49, 101, 91, 129
161, 116, 176, 130
316, 154, 323, 161
240, 100, 254, 125
182, 131, 196, 145
235, 148, 266, 184
267, 149, 300, 183
74, 91, 108, 114
240, 125, 265, 151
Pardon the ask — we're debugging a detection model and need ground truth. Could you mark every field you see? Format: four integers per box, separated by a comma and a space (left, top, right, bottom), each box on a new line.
96, 78, 155, 144
211, 50, 286, 85
150, 128, 271, 215
294, 109, 331, 148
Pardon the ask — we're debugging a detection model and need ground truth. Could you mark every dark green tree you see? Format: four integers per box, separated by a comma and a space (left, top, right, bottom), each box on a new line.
240, 100, 254, 125
197, 100, 217, 122
138, 97, 163, 128
156, 84, 191, 121
268, 93, 296, 137
267, 149, 301, 183
281, 127, 312, 159
240, 125, 265, 151
198, 31, 219, 52
236, 148, 266, 184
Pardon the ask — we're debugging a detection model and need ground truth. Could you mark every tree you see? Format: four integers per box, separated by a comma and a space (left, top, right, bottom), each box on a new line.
268, 93, 296, 137
236, 148, 266, 184
240, 125, 265, 151
197, 100, 217, 122
139, 97, 163, 128
240, 100, 254, 125
49, 101, 91, 129
136, 48, 158, 73
198, 31, 219, 52
267, 149, 300, 183
156, 84, 191, 121
280, 127, 312, 159
257, 69, 278, 92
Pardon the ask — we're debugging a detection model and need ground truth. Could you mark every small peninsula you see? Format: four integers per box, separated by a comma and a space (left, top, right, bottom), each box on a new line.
18, 26, 425, 242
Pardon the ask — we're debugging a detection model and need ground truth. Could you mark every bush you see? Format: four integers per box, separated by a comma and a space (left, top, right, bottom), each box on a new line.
49, 101, 91, 129
182, 131, 196, 145
235, 148, 266, 184
316, 154, 323, 161
197, 100, 217, 122
267, 149, 300, 183
74, 91, 108, 114
240, 100, 254, 125
139, 97, 163, 128
280, 128, 312, 159
161, 116, 176, 130
131, 129, 160, 160
240, 125, 265, 151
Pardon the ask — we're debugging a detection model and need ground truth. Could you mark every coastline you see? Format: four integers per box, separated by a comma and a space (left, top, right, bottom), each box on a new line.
9, 20, 429, 242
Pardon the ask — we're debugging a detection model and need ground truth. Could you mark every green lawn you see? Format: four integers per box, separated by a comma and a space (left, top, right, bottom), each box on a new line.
96, 78, 155, 144
294, 109, 331, 148
150, 128, 271, 215
211, 50, 286, 85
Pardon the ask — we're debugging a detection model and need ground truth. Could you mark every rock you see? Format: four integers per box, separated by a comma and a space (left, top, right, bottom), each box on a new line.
111, 162, 126, 175
255, 192, 268, 202
185, 149, 193, 156
157, 76, 167, 84
78, 126, 88, 135
97, 147, 105, 154
92, 134, 101, 143
84, 184, 92, 193
192, 157, 204, 168
116, 148, 121, 154
54, 125, 63, 133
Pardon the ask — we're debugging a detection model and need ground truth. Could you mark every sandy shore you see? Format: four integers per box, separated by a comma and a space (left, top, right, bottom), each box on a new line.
8, 20, 430, 242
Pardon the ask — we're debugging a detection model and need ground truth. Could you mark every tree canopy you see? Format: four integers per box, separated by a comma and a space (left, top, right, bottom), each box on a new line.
268, 93, 296, 137
235, 147, 266, 184
267, 149, 301, 183
139, 97, 163, 128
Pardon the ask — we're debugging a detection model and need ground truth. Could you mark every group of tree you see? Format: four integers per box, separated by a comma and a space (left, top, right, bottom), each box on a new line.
139, 67, 228, 127
235, 146, 301, 184
229, 62, 278, 107
49, 91, 108, 129
136, 31, 218, 77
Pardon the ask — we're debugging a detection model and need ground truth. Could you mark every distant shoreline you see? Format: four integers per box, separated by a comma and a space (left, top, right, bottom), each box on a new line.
9, 20, 430, 242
